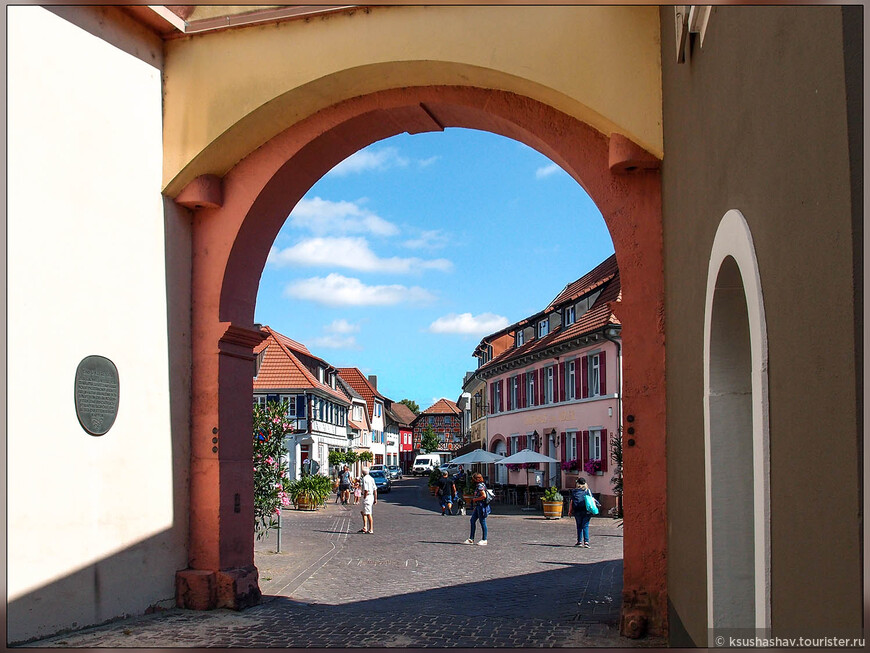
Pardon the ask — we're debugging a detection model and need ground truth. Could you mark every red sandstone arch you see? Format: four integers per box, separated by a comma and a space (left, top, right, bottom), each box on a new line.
176, 85, 666, 636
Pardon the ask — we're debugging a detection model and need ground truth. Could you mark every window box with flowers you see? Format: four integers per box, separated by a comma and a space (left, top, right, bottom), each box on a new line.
560, 458, 580, 472
584, 458, 603, 475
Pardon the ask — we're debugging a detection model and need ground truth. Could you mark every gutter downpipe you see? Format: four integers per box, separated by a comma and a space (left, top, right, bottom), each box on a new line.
602, 326, 623, 516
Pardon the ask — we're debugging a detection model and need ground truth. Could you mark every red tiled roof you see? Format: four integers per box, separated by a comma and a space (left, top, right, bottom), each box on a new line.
253, 326, 349, 404
337, 367, 384, 422
421, 398, 461, 416
475, 267, 621, 375
390, 402, 418, 426
546, 254, 618, 311
348, 419, 366, 431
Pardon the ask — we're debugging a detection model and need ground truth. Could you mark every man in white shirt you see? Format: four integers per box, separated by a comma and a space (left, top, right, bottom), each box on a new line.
358, 466, 378, 534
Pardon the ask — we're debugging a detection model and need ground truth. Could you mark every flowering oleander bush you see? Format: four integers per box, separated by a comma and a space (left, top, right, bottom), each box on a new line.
583, 458, 602, 475
253, 400, 293, 540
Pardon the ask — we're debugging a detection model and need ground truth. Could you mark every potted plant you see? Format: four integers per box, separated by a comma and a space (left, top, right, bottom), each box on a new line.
461, 472, 477, 507
428, 467, 442, 495
541, 486, 564, 519
287, 474, 332, 510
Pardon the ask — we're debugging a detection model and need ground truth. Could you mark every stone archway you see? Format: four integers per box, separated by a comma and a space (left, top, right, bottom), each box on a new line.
176, 85, 667, 635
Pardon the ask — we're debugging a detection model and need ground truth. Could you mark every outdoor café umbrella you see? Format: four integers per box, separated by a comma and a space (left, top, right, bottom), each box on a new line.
448, 449, 505, 465
495, 448, 559, 507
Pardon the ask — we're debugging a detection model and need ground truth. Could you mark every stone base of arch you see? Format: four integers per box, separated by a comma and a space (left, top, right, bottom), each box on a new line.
176, 566, 261, 611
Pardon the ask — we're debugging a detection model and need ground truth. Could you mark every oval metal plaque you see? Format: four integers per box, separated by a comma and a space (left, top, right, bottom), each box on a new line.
74, 355, 120, 436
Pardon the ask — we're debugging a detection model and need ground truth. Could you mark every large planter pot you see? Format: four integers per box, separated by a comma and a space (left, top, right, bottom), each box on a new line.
542, 500, 563, 520
294, 495, 317, 511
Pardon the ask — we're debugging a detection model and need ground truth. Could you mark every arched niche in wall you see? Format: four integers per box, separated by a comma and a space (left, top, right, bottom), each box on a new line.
703, 209, 771, 638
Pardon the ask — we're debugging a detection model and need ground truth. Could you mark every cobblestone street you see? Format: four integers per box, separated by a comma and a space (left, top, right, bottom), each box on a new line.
24, 478, 663, 647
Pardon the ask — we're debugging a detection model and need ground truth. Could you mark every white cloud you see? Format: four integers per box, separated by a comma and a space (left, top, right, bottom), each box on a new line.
268, 237, 453, 273
324, 318, 360, 334
309, 334, 360, 350
535, 163, 562, 179
418, 156, 440, 168
403, 229, 450, 250
427, 312, 510, 335
328, 147, 409, 176
289, 197, 398, 236
285, 274, 436, 307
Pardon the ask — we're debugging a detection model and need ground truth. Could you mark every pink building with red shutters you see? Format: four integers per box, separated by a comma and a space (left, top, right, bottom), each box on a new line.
472, 255, 622, 512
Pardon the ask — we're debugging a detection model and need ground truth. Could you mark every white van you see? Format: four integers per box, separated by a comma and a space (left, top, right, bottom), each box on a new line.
411, 454, 442, 475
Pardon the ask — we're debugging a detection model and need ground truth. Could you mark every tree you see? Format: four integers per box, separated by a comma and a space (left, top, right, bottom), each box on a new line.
253, 400, 293, 539
358, 450, 373, 464
420, 425, 439, 453
399, 398, 420, 414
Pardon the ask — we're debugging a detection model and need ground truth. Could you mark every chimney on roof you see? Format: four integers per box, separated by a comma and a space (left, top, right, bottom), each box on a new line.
368, 375, 378, 390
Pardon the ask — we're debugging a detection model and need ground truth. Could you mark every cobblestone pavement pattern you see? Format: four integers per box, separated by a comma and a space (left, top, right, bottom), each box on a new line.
23, 478, 664, 648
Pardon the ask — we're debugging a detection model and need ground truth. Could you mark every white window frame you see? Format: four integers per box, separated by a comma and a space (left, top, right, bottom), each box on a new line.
589, 429, 603, 461
564, 305, 576, 326
493, 382, 502, 414
253, 395, 267, 408
516, 329, 525, 347
590, 354, 601, 397
567, 361, 576, 400
526, 372, 535, 407
510, 376, 518, 409
545, 366, 554, 404
568, 430, 578, 462
538, 319, 549, 338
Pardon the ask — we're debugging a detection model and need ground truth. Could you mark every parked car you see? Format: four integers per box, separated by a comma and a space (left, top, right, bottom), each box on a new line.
438, 463, 463, 477
411, 454, 442, 475
369, 464, 387, 475
386, 465, 403, 480
369, 470, 392, 493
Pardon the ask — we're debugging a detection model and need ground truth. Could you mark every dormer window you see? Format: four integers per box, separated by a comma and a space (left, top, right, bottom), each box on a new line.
317, 367, 324, 383
537, 319, 549, 338
564, 305, 576, 326
516, 330, 525, 347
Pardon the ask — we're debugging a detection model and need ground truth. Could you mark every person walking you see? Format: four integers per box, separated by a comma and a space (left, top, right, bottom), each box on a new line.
463, 473, 490, 546
437, 470, 456, 516
338, 465, 351, 505
358, 466, 377, 534
352, 478, 362, 505
567, 477, 596, 547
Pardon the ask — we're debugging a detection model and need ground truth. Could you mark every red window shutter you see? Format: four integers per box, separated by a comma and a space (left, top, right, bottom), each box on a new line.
581, 430, 590, 465
600, 431, 609, 471
489, 383, 495, 415
600, 352, 607, 395
581, 356, 589, 398
506, 378, 512, 411
520, 434, 527, 450
560, 432, 567, 462
559, 362, 566, 402
498, 380, 504, 412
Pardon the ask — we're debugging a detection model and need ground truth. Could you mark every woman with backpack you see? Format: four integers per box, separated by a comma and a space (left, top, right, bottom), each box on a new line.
463, 473, 491, 546
567, 477, 598, 547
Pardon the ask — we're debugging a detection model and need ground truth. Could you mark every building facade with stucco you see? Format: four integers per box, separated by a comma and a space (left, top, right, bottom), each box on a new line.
7, 5, 861, 646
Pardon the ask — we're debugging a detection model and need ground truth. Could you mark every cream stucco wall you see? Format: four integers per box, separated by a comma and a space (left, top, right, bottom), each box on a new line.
161, 4, 662, 194
7, 7, 188, 643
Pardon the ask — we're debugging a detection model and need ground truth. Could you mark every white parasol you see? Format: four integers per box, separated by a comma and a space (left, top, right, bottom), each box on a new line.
495, 449, 559, 507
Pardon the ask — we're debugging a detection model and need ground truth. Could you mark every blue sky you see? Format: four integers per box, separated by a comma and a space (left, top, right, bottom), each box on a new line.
255, 128, 613, 410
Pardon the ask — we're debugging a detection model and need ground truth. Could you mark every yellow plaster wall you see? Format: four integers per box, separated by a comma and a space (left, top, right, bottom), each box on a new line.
162, 5, 661, 194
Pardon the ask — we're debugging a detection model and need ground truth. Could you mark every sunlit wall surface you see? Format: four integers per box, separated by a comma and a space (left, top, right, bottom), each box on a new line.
7, 7, 186, 643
